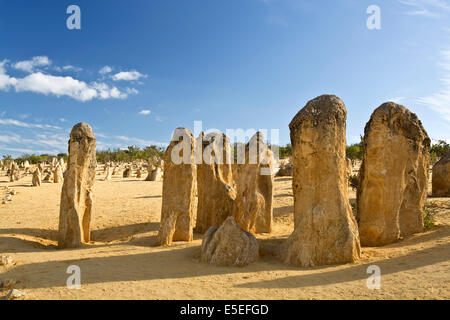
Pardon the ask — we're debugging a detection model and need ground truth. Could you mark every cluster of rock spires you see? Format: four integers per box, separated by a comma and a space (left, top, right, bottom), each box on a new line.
156, 126, 275, 264
40, 94, 448, 268
100, 159, 164, 182
0, 156, 66, 188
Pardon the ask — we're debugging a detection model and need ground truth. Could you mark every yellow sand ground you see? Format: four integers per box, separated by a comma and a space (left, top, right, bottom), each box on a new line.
0, 169, 449, 300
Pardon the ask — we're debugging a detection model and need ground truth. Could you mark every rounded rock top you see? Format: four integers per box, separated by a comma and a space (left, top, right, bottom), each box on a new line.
70, 122, 95, 140
289, 94, 347, 133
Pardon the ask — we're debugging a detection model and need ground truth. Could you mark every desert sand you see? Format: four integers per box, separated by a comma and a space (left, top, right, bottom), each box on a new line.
0, 166, 449, 300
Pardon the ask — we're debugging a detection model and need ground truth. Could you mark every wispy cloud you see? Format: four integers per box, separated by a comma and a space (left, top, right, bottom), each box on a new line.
113, 135, 167, 147
399, 0, 450, 17
54, 65, 83, 72
0, 116, 168, 157
387, 97, 406, 104
0, 121, 68, 156
0, 117, 61, 130
417, 50, 450, 121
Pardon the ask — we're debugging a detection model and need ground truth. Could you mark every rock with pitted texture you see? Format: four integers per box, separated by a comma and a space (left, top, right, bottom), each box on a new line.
284, 95, 361, 267
357, 102, 430, 246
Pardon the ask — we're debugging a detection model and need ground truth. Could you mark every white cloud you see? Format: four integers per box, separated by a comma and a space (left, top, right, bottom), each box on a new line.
0, 60, 17, 90
111, 70, 147, 81
0, 59, 139, 102
14, 72, 99, 102
138, 109, 151, 115
91, 82, 128, 100
99, 66, 113, 75
13, 56, 51, 73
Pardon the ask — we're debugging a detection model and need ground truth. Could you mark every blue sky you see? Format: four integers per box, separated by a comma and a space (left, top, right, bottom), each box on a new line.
1, 0, 450, 157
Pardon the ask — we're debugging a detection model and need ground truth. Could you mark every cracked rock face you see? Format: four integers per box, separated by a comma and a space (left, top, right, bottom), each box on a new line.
357, 103, 430, 246
58, 122, 97, 249
284, 95, 361, 267
201, 216, 259, 267
195, 132, 236, 233
232, 132, 274, 234
432, 151, 450, 197
158, 128, 196, 246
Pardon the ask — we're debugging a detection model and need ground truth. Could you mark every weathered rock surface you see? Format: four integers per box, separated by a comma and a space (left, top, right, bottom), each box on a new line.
276, 163, 293, 177
123, 167, 131, 178
195, 132, 236, 233
32, 169, 41, 187
232, 132, 274, 234
43, 172, 53, 182
201, 216, 259, 267
58, 123, 97, 249
432, 151, 450, 197
104, 165, 112, 181
346, 158, 353, 177
38, 163, 44, 175
53, 165, 64, 183
284, 95, 361, 267
146, 167, 163, 181
158, 128, 196, 245
9, 163, 19, 182
357, 102, 430, 246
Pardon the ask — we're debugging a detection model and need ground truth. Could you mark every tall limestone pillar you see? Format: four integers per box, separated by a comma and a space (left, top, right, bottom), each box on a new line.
232, 132, 274, 234
195, 132, 236, 233
58, 123, 97, 249
357, 102, 430, 246
158, 128, 196, 245
284, 95, 361, 267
